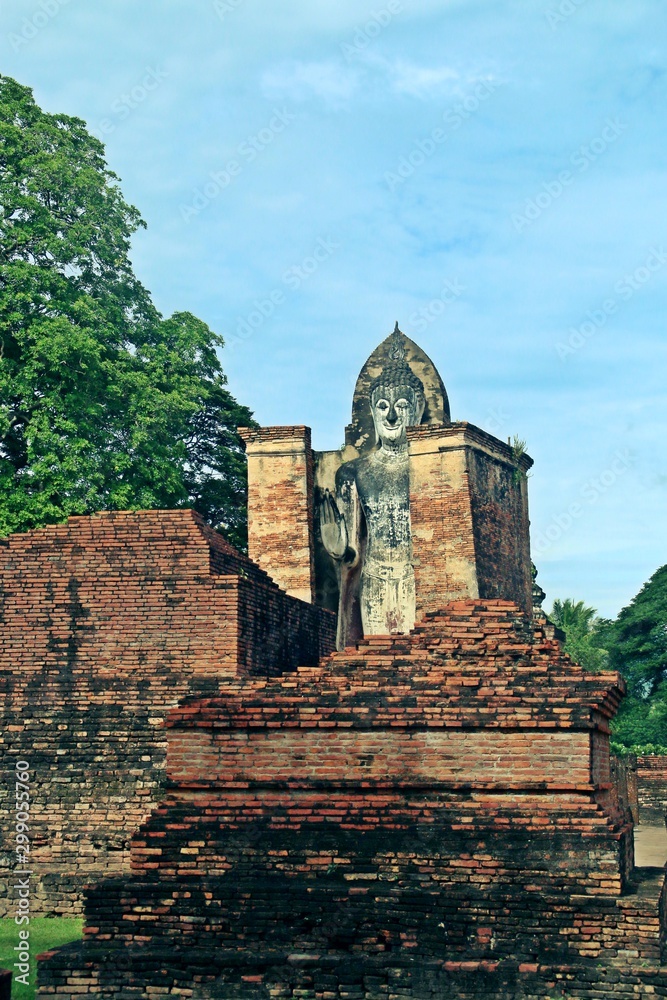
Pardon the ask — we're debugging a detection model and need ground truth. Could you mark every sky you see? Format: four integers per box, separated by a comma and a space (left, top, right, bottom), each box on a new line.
1, 0, 666, 619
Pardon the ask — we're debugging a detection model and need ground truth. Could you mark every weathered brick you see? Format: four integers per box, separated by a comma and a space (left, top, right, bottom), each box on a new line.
0, 509, 335, 916
36, 602, 667, 999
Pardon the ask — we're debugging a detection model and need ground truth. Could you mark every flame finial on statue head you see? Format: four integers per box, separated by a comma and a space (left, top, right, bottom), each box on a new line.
389, 322, 406, 361
370, 323, 425, 406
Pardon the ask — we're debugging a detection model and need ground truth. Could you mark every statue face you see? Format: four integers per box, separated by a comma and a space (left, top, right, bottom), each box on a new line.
371, 384, 422, 445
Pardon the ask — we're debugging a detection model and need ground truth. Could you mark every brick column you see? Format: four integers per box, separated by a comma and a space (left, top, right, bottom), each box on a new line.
408, 422, 533, 619
239, 426, 316, 603
408, 425, 478, 619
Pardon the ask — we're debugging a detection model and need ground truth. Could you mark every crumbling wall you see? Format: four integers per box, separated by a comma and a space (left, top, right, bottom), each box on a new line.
38, 602, 666, 1000
0, 509, 335, 915
611, 753, 638, 824
466, 445, 532, 612
408, 424, 533, 619
239, 426, 316, 603
637, 755, 667, 824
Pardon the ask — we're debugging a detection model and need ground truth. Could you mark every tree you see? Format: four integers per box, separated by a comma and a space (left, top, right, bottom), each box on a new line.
0, 75, 255, 549
549, 598, 609, 672
603, 565, 667, 752
606, 566, 667, 698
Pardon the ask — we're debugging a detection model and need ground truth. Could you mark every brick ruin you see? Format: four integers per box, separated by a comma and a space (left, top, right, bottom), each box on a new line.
636, 757, 667, 824
241, 335, 533, 627
0, 509, 335, 915
38, 604, 667, 997
3, 324, 664, 997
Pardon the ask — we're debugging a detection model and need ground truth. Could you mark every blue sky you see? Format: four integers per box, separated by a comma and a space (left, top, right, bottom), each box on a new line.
2, 0, 666, 618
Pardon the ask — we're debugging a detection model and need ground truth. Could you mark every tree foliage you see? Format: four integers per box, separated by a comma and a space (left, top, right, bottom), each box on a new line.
0, 75, 255, 549
602, 565, 667, 752
549, 597, 609, 672
550, 569, 667, 753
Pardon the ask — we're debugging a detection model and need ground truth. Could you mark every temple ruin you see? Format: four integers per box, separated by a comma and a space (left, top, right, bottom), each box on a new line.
1, 325, 664, 997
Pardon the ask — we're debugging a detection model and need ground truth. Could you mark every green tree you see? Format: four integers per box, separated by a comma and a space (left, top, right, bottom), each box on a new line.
549, 598, 609, 672
604, 565, 667, 752
0, 75, 254, 549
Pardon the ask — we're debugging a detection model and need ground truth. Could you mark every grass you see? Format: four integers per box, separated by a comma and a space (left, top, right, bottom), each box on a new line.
0, 918, 83, 1000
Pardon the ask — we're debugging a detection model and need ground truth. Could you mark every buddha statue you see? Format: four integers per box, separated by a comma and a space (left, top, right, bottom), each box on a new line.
320, 326, 425, 648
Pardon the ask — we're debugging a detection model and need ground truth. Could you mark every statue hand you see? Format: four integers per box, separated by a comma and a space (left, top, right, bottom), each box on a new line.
319, 489, 348, 560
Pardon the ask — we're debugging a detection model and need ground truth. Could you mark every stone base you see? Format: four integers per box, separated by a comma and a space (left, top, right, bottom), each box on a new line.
38, 939, 667, 999
37, 602, 667, 998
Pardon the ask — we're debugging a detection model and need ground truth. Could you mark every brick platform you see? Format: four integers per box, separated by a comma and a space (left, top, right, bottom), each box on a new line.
38, 601, 667, 998
0, 510, 335, 915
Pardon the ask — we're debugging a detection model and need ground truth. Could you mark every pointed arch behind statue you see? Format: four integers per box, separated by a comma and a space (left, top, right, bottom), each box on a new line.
345, 326, 451, 454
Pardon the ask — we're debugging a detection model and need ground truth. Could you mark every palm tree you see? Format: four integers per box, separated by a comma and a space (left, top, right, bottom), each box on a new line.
551, 598, 598, 635
549, 598, 608, 671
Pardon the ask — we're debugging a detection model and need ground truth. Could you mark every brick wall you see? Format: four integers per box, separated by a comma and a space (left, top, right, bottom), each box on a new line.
637, 755, 667, 824
240, 426, 316, 603
38, 601, 667, 1000
466, 443, 532, 611
409, 428, 479, 610
168, 728, 593, 789
408, 424, 533, 618
611, 753, 638, 824
0, 509, 335, 915
37, 947, 667, 999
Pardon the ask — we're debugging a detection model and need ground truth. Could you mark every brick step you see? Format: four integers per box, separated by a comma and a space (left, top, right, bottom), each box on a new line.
37, 943, 667, 998
564, 866, 666, 966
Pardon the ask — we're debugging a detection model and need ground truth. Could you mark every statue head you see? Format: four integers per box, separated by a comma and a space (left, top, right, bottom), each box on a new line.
370, 326, 425, 447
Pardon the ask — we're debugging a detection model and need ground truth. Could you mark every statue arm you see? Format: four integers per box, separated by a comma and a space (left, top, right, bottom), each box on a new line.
319, 465, 362, 567
319, 488, 348, 560
335, 464, 363, 567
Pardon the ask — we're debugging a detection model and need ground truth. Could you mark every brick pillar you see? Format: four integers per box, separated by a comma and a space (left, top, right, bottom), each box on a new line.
408, 424, 478, 618
408, 422, 533, 620
239, 426, 316, 603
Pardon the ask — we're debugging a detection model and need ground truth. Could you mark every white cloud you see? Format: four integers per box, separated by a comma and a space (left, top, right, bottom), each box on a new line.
261, 60, 360, 109
381, 58, 460, 98
261, 52, 498, 109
